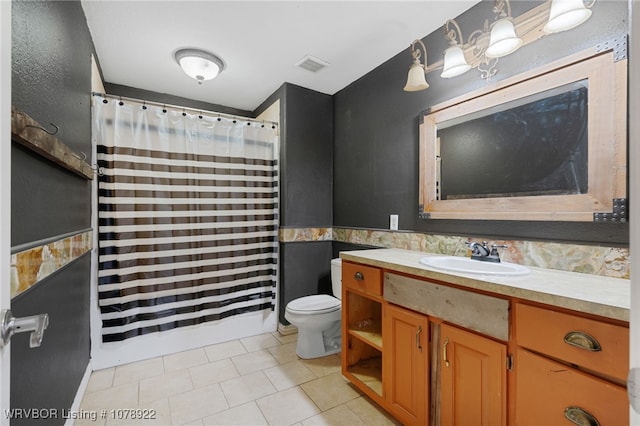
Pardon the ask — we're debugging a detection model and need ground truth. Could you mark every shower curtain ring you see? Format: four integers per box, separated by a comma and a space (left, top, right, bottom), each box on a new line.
92, 164, 105, 177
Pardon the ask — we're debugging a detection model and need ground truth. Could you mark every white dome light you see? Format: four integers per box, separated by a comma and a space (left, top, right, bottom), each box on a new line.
174, 48, 225, 84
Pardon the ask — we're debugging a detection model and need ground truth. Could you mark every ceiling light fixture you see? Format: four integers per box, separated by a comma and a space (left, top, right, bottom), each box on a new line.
403, 0, 595, 91
174, 48, 225, 84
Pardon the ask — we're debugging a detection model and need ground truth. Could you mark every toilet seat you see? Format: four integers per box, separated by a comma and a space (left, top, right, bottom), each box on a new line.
286, 294, 341, 315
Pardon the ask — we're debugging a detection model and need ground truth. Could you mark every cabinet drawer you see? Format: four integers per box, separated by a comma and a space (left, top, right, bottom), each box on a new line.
515, 348, 628, 426
515, 303, 629, 382
342, 262, 382, 296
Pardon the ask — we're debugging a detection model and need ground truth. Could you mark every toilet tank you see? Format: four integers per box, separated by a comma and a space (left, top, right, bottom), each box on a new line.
330, 258, 342, 299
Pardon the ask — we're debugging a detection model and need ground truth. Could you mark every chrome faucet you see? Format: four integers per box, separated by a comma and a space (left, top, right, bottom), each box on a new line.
467, 241, 508, 263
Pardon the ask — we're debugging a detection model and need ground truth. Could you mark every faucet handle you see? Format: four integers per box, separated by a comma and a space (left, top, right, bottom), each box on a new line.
489, 244, 508, 260
465, 240, 487, 248
467, 240, 491, 257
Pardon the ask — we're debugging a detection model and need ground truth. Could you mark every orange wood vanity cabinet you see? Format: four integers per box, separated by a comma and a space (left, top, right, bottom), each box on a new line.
341, 262, 429, 425
341, 261, 630, 426
514, 302, 629, 426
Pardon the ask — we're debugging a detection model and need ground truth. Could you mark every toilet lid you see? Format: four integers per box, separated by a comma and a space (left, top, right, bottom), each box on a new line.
287, 294, 341, 314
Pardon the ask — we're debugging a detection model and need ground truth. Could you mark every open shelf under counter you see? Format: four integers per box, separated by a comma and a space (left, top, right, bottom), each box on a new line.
347, 356, 383, 397
347, 319, 382, 350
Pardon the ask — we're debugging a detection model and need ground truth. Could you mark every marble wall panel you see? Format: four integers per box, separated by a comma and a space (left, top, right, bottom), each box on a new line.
11, 230, 93, 298
280, 227, 630, 279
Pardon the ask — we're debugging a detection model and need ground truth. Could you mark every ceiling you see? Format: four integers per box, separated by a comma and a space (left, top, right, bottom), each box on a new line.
82, 1, 479, 112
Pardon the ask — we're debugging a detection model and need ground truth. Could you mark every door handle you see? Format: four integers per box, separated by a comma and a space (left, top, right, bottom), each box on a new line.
443, 337, 450, 367
0, 309, 49, 348
416, 325, 423, 352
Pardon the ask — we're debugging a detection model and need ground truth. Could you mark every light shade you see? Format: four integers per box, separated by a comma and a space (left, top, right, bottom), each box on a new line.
441, 46, 472, 79
543, 0, 592, 33
404, 62, 429, 91
485, 18, 523, 58
174, 48, 225, 83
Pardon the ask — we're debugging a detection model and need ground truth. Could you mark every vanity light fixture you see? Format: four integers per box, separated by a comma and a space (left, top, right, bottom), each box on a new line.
404, 0, 596, 91
485, 0, 522, 58
543, 0, 594, 34
440, 19, 473, 79
174, 48, 225, 84
403, 39, 430, 91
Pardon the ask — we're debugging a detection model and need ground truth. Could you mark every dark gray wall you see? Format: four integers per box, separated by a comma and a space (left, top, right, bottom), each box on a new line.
11, 1, 93, 423
10, 256, 91, 423
256, 83, 334, 324
280, 242, 333, 317
255, 83, 333, 227
333, 0, 629, 246
278, 83, 334, 227
11, 145, 91, 245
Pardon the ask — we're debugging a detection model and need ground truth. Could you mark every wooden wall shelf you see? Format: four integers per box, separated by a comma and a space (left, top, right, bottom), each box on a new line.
11, 106, 94, 180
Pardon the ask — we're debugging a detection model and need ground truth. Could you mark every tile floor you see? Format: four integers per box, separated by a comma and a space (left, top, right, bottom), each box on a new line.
77, 332, 400, 426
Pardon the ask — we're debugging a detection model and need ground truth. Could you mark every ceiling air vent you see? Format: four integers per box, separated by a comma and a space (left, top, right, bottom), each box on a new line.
294, 55, 329, 73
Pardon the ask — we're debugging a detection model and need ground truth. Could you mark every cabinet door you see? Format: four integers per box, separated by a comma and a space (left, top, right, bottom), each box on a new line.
383, 303, 429, 426
440, 323, 506, 426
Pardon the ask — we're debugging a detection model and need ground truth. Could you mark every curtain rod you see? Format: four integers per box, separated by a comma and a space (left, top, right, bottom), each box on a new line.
91, 92, 278, 128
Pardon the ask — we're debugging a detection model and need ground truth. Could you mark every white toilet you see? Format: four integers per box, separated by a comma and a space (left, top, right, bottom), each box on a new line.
284, 258, 342, 359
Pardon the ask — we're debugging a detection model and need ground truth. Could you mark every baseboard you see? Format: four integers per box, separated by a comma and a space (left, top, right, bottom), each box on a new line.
277, 322, 298, 335
64, 362, 92, 426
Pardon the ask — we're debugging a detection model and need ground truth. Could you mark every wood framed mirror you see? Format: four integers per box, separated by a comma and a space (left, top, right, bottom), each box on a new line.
419, 47, 627, 222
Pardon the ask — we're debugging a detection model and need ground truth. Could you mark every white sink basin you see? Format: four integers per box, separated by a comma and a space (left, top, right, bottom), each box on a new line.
419, 256, 530, 276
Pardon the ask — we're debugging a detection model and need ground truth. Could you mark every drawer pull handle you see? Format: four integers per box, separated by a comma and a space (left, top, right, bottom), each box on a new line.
416, 325, 423, 352
563, 331, 602, 352
354, 272, 365, 281
564, 406, 600, 426
443, 338, 450, 367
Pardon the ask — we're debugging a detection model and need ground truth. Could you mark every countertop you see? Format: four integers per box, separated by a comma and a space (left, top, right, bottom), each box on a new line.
340, 248, 630, 322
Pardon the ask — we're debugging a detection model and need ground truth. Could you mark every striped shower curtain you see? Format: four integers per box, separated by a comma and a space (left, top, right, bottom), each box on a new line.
93, 96, 279, 343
